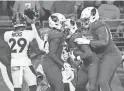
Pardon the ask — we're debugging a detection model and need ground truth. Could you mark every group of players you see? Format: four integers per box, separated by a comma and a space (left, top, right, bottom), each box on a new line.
2, 5, 122, 91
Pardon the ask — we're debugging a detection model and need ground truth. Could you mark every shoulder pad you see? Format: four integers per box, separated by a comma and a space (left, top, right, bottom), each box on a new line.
90, 21, 105, 30
48, 30, 63, 41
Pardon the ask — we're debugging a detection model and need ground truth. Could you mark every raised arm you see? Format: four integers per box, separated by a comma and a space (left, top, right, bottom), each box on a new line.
31, 23, 45, 51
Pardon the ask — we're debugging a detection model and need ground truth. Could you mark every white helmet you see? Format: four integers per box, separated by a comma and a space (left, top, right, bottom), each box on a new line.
49, 13, 66, 30
63, 19, 77, 38
80, 7, 99, 28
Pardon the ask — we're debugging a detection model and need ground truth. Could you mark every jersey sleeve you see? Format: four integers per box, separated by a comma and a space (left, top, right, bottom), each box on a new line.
27, 30, 36, 42
90, 26, 109, 48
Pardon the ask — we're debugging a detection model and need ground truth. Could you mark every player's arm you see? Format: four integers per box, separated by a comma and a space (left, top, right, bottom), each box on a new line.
31, 23, 45, 51
80, 45, 92, 59
49, 38, 64, 67
90, 26, 109, 48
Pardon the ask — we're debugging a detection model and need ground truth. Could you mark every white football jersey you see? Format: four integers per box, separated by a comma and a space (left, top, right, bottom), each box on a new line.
4, 30, 35, 66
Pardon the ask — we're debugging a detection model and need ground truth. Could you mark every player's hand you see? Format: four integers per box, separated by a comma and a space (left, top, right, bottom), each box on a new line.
74, 36, 90, 44
25, 15, 36, 24
69, 50, 76, 61
63, 62, 71, 70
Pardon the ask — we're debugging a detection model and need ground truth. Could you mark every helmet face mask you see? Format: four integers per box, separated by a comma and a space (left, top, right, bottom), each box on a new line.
81, 17, 90, 28
63, 19, 77, 38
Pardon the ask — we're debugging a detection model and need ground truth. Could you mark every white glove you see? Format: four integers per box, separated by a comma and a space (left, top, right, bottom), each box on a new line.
63, 62, 71, 70
44, 34, 48, 41
74, 36, 90, 44
69, 50, 76, 61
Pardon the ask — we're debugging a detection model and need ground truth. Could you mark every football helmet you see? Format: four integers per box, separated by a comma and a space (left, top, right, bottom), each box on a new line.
63, 19, 77, 38
12, 12, 26, 28
48, 13, 66, 30
80, 7, 99, 28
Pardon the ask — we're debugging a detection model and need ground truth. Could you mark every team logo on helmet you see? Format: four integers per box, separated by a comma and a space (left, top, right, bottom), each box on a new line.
48, 13, 66, 30
51, 15, 59, 22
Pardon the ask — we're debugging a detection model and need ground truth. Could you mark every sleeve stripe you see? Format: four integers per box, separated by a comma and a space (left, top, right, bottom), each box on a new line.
105, 27, 109, 42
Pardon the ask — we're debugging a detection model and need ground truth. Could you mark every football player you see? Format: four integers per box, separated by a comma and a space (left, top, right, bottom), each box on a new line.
41, 13, 73, 91
4, 12, 45, 91
75, 7, 122, 91
63, 18, 100, 91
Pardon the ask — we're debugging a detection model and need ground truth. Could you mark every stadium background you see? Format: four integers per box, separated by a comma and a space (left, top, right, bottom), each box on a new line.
0, 0, 124, 91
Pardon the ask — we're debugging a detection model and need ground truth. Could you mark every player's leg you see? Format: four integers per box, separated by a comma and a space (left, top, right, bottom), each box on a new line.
76, 64, 88, 91
23, 66, 37, 91
88, 53, 100, 91
42, 57, 64, 91
11, 66, 22, 91
98, 51, 122, 91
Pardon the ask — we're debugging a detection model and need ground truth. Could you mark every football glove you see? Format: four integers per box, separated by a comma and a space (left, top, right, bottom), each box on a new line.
24, 9, 38, 20
69, 50, 76, 61
74, 36, 90, 44
63, 62, 71, 70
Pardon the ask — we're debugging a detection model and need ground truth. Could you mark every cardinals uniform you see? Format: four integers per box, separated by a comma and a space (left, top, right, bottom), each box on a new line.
68, 30, 100, 91
41, 29, 65, 91
90, 21, 122, 91
75, 20, 122, 91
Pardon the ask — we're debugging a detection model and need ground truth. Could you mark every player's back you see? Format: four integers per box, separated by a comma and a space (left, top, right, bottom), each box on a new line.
41, 29, 64, 59
4, 30, 35, 66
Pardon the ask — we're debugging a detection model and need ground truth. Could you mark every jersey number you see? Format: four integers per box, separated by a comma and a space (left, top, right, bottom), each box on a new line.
9, 38, 27, 53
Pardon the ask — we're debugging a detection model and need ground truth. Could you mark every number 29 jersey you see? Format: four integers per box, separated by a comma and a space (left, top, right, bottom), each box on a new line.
4, 30, 35, 66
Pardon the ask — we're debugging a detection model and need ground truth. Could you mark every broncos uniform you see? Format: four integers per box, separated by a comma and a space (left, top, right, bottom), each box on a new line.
4, 29, 37, 89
